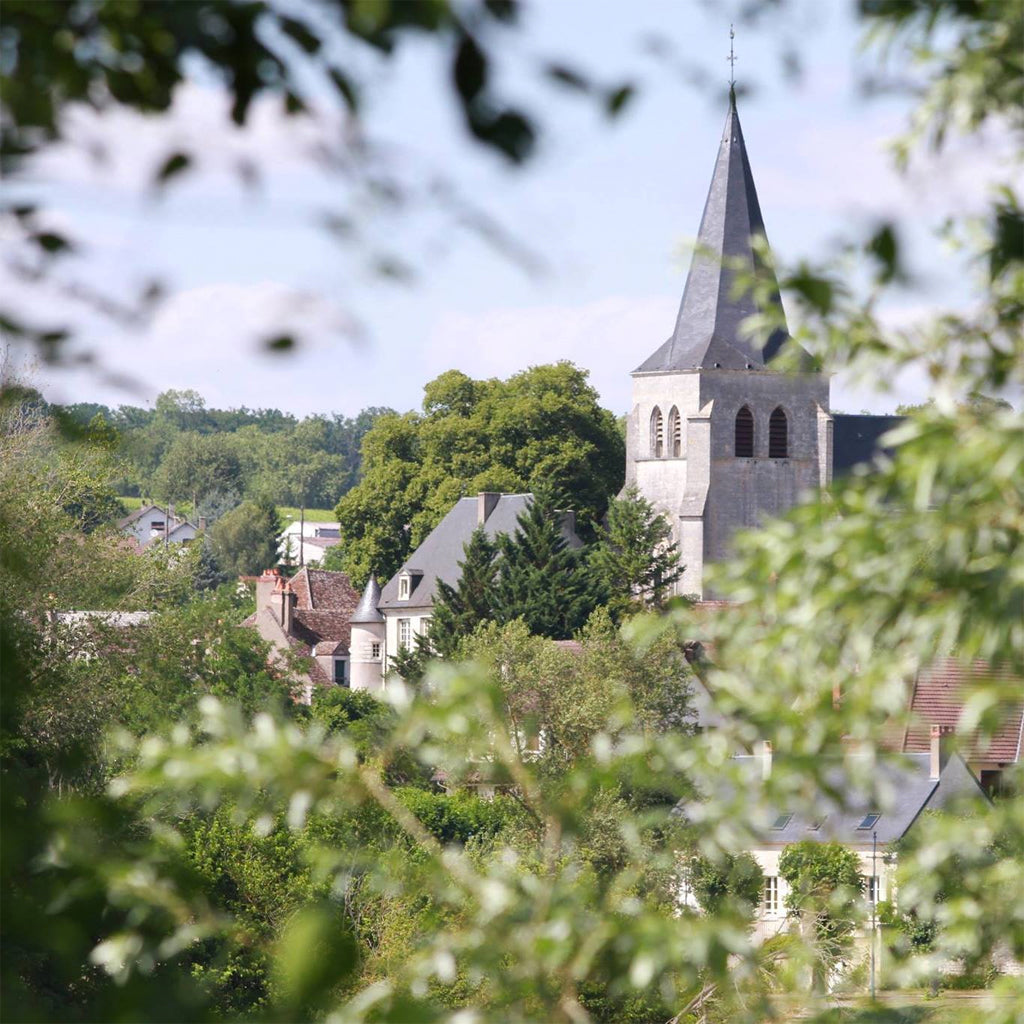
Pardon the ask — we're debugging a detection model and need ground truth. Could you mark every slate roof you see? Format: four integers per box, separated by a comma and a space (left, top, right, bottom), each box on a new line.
729, 752, 987, 846
378, 493, 582, 610
832, 415, 904, 476
900, 659, 1023, 764
351, 577, 384, 624
636, 93, 805, 374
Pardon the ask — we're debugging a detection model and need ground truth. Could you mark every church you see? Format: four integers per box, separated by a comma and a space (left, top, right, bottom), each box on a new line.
243, 92, 1021, 786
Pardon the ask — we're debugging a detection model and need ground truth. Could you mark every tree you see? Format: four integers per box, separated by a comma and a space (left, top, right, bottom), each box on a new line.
430, 527, 499, 657
490, 491, 598, 640
3, 3, 1024, 1022
685, 852, 764, 917
209, 498, 280, 578
778, 841, 864, 992
590, 486, 682, 620
151, 431, 244, 508
336, 365, 624, 585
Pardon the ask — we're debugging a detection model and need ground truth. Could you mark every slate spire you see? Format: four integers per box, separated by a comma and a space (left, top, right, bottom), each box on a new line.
635, 93, 792, 373
350, 575, 383, 623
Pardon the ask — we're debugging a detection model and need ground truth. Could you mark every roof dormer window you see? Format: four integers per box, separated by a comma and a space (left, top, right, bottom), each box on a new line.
398, 575, 410, 600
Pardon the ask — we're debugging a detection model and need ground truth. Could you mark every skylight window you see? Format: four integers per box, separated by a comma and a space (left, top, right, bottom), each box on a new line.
807, 816, 827, 831
771, 814, 793, 830
856, 813, 880, 830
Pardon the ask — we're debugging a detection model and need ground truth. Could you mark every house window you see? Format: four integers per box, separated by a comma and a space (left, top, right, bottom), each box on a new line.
398, 576, 409, 600
771, 814, 792, 830
856, 813, 880, 831
333, 658, 349, 686
735, 406, 754, 457
151, 521, 166, 531
666, 405, 681, 457
371, 641, 381, 660
315, 527, 340, 538
867, 876, 880, 905
398, 618, 412, 650
763, 876, 779, 915
650, 407, 664, 457
768, 407, 788, 458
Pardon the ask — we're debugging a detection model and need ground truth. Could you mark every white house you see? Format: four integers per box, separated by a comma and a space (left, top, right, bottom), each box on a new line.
118, 504, 200, 549
278, 519, 341, 566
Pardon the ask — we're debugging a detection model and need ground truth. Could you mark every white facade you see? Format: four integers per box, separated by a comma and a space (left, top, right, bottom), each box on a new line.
119, 505, 199, 548
278, 520, 341, 565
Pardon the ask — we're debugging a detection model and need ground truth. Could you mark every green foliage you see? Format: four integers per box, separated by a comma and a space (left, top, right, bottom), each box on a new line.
490, 491, 600, 640
3, 2, 1024, 1022
590, 485, 683, 619
779, 841, 864, 990
209, 498, 281, 578
336, 365, 625, 585
686, 852, 764, 916
430, 527, 499, 657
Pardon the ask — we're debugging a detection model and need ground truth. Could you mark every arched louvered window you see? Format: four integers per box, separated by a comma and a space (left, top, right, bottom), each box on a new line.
668, 406, 682, 457
769, 406, 789, 458
735, 406, 754, 458
650, 407, 664, 457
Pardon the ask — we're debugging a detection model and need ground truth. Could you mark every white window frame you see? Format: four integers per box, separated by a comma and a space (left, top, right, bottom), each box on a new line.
398, 575, 410, 600
333, 657, 349, 686
398, 618, 412, 650
867, 875, 880, 906
370, 641, 381, 660
763, 876, 779, 916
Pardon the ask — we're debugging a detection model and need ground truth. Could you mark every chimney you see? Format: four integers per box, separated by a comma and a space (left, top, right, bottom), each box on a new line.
556, 509, 577, 538
930, 724, 954, 780
477, 492, 500, 525
760, 739, 773, 780
256, 568, 280, 611
281, 582, 296, 634
199, 516, 208, 531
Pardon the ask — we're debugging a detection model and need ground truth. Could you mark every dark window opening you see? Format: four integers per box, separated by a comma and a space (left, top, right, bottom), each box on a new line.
735, 406, 754, 457
650, 407, 664, 458
856, 813, 880, 830
769, 407, 788, 458
334, 659, 349, 686
669, 407, 682, 457
771, 814, 793, 830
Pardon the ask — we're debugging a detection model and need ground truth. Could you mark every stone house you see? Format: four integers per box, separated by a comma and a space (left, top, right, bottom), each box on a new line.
242, 567, 359, 701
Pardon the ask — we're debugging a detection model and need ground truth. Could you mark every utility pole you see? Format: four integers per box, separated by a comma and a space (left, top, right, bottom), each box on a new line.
870, 829, 878, 1000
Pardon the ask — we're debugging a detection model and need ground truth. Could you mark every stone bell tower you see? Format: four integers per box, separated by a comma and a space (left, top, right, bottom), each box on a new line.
624, 91, 832, 598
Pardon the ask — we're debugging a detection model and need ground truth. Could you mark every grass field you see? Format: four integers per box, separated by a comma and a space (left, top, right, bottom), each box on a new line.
277, 506, 338, 523
117, 499, 339, 524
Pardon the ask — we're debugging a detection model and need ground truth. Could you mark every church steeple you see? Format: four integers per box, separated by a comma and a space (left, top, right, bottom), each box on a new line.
635, 94, 792, 373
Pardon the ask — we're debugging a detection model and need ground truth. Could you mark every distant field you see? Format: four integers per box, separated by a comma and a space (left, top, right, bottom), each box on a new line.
278, 507, 338, 523
116, 499, 339, 524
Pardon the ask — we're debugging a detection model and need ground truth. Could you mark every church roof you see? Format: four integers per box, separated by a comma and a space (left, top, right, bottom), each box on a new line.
636, 93, 798, 374
832, 414, 904, 476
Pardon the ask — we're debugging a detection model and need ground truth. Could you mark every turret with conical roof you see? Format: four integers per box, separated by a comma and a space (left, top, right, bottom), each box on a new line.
350, 576, 384, 624
624, 92, 832, 600
348, 575, 385, 690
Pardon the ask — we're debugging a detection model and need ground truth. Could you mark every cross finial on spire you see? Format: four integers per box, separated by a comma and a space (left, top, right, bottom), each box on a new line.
727, 24, 737, 91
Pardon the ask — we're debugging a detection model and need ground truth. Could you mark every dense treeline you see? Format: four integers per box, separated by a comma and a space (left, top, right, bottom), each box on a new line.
58, 389, 395, 514
1, 389, 698, 1020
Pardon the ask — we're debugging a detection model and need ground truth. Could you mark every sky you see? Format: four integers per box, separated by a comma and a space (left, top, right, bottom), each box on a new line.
6, 0, 1016, 419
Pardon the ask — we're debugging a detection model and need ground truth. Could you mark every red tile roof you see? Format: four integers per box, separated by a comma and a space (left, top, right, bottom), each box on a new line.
902, 659, 1023, 764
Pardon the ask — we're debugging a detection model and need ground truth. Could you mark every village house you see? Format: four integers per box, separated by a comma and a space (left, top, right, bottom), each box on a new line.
730, 729, 991, 944
118, 504, 201, 550
278, 518, 342, 566
242, 567, 359, 701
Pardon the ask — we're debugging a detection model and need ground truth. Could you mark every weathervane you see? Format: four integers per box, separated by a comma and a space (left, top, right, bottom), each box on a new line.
728, 24, 737, 88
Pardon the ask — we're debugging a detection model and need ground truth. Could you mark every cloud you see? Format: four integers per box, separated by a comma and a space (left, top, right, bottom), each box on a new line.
17, 281, 369, 413
425, 295, 678, 413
